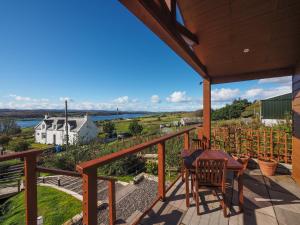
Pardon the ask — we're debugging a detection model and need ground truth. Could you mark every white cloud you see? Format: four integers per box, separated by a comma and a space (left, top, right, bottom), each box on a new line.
113, 96, 129, 104
211, 88, 240, 102
243, 86, 291, 100
9, 94, 32, 101
243, 88, 263, 99
59, 97, 73, 102
166, 91, 191, 103
151, 95, 161, 104
258, 76, 292, 86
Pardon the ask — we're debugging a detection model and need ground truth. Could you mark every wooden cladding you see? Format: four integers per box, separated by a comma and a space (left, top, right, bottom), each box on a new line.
211, 127, 292, 163
292, 64, 300, 184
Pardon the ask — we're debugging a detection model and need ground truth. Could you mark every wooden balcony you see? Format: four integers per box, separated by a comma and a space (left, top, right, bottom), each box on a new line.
139, 166, 300, 225
1, 125, 300, 225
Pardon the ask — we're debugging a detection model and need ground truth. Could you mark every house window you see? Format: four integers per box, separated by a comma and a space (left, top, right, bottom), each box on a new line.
37, 133, 40, 136
42, 133, 46, 139
53, 125, 56, 129
42, 125, 45, 129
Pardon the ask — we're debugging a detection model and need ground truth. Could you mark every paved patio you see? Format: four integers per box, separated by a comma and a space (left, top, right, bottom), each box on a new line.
139, 165, 300, 225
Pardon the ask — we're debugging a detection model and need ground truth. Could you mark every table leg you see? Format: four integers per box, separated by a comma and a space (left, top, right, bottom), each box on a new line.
185, 168, 190, 207
238, 173, 244, 212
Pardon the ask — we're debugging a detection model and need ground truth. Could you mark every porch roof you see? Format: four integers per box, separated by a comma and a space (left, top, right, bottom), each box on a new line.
119, 0, 300, 83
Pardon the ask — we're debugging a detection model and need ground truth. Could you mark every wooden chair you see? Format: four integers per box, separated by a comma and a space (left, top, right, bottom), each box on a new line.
192, 137, 209, 150
191, 158, 228, 217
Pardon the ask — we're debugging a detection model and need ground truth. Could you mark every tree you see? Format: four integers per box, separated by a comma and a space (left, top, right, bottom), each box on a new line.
0, 135, 11, 154
8, 140, 29, 152
212, 99, 251, 121
102, 121, 115, 134
128, 120, 143, 136
0, 119, 21, 135
0, 135, 11, 147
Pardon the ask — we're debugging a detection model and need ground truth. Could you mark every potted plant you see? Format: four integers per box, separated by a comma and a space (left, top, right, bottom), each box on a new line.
232, 154, 250, 171
258, 157, 278, 176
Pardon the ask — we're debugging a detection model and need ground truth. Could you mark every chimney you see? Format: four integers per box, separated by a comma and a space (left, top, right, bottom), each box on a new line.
65, 100, 69, 146
44, 114, 49, 119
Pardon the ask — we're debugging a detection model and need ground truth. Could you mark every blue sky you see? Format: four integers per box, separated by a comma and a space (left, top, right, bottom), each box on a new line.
0, 1, 292, 111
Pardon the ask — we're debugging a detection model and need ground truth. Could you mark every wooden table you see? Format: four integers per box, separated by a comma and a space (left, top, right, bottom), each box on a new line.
181, 149, 244, 211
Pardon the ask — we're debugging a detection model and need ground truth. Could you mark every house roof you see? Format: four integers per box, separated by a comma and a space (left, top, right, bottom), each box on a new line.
35, 116, 88, 132
120, 0, 300, 83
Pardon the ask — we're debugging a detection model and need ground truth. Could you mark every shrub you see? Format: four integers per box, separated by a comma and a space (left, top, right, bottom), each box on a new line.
8, 140, 29, 152
129, 120, 143, 136
103, 121, 115, 134
145, 160, 158, 175
0, 135, 11, 147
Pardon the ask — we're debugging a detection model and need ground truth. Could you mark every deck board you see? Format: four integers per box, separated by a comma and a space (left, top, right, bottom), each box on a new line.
137, 169, 300, 225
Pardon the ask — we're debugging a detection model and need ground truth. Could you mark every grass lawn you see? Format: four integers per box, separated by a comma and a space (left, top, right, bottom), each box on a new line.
0, 186, 82, 225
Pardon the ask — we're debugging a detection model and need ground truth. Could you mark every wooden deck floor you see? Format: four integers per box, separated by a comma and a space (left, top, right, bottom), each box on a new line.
139, 168, 300, 225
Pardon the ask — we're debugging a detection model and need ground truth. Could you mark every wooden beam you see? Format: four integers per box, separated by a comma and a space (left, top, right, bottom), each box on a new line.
119, 0, 208, 79
211, 67, 294, 84
203, 78, 211, 147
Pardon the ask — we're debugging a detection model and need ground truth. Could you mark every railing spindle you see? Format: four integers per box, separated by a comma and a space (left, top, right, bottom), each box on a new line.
158, 141, 166, 201
24, 155, 37, 225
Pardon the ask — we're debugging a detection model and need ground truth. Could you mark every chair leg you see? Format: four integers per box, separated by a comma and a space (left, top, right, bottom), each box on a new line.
191, 175, 195, 201
195, 181, 200, 215
221, 191, 227, 217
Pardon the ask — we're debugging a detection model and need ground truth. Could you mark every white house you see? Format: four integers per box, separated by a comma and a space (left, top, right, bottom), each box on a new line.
180, 117, 202, 126
35, 115, 98, 145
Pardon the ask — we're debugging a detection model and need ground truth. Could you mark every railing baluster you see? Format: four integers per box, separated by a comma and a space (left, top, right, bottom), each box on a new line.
158, 141, 166, 201
82, 168, 98, 225
108, 180, 116, 225
24, 155, 37, 225
184, 131, 190, 149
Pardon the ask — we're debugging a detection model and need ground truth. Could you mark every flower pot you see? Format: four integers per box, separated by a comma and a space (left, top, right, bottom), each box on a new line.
232, 155, 250, 170
258, 158, 278, 176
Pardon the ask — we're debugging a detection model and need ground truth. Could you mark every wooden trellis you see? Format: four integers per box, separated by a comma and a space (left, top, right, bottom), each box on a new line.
211, 127, 292, 163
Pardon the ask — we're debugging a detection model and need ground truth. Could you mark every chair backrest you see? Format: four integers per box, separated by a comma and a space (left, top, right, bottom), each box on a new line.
195, 158, 228, 187
192, 138, 204, 150
192, 137, 209, 150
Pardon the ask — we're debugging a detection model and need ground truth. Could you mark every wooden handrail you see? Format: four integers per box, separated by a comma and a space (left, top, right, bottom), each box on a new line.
36, 166, 117, 181
0, 149, 44, 162
77, 125, 199, 225
76, 125, 200, 173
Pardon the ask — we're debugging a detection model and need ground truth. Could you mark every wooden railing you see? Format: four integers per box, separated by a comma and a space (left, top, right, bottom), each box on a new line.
76, 125, 199, 225
0, 125, 199, 225
211, 127, 292, 163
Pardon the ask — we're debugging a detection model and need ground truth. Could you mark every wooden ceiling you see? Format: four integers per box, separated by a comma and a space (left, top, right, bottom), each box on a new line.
120, 0, 300, 83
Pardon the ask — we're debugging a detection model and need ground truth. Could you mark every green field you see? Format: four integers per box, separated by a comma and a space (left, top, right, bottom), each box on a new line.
0, 186, 82, 225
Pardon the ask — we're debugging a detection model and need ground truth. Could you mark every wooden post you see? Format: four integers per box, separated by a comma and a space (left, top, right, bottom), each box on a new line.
184, 131, 190, 150
108, 180, 116, 225
24, 155, 37, 225
257, 130, 260, 158
158, 141, 166, 201
82, 168, 98, 225
270, 128, 273, 159
284, 132, 288, 163
277, 130, 280, 161
203, 78, 211, 148
264, 130, 266, 158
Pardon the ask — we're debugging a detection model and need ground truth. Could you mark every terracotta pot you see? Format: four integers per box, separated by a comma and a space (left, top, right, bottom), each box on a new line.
232, 155, 250, 170
258, 158, 278, 176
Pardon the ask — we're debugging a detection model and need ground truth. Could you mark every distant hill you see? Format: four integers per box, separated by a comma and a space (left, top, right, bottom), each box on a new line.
0, 109, 151, 119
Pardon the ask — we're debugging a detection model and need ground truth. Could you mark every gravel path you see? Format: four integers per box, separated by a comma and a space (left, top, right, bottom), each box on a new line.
74, 179, 158, 225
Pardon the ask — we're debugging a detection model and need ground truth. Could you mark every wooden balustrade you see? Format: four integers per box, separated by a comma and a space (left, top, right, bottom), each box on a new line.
76, 125, 199, 225
0, 125, 199, 225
